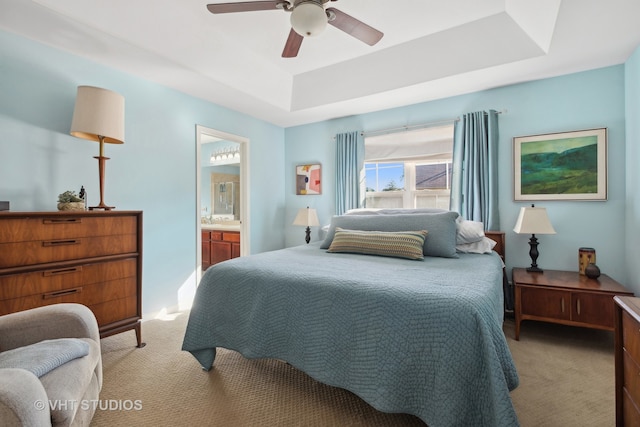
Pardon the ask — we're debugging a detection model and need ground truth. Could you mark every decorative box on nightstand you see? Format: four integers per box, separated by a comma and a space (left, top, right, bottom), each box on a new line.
512, 268, 633, 340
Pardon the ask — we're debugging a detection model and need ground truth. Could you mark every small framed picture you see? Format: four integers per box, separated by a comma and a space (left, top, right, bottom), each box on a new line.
296, 164, 321, 195
513, 128, 607, 201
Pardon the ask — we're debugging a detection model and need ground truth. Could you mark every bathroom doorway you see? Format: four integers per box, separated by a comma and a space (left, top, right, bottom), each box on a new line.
196, 125, 249, 282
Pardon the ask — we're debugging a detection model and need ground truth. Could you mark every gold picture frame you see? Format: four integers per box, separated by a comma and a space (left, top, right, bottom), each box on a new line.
513, 128, 607, 201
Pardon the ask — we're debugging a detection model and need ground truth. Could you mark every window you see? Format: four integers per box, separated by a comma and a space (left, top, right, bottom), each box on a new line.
363, 124, 454, 210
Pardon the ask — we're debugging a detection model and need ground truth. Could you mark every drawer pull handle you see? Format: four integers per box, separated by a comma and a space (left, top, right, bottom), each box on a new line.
43, 287, 82, 299
577, 299, 581, 315
43, 266, 82, 277
561, 298, 565, 313
43, 218, 82, 224
42, 239, 80, 247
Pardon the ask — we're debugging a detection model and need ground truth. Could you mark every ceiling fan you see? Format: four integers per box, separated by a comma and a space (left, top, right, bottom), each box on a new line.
206, 0, 384, 58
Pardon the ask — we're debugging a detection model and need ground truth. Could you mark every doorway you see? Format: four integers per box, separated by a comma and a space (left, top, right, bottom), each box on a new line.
196, 125, 249, 282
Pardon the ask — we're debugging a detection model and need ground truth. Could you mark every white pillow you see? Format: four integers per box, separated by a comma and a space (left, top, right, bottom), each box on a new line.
455, 217, 485, 244
456, 237, 496, 254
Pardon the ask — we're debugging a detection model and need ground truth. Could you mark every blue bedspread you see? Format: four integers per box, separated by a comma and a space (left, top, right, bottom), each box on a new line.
182, 243, 519, 426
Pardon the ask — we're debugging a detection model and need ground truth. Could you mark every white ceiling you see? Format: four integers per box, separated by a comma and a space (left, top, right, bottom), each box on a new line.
2, 0, 640, 128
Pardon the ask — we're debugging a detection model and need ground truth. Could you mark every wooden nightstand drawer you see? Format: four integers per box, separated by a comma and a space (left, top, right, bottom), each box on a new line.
520, 286, 571, 320
573, 292, 616, 328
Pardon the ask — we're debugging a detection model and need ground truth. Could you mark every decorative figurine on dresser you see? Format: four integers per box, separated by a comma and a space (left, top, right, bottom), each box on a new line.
0, 210, 145, 347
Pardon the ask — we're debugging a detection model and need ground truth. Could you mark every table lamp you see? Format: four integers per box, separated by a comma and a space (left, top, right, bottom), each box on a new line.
293, 207, 320, 244
70, 86, 125, 210
513, 204, 556, 273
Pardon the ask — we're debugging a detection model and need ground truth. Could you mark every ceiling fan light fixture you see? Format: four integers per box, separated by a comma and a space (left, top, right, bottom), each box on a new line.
290, 1, 327, 37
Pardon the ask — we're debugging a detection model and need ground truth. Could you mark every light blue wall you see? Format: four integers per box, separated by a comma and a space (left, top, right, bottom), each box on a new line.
285, 66, 631, 287
625, 46, 640, 293
2, 27, 638, 315
0, 30, 286, 316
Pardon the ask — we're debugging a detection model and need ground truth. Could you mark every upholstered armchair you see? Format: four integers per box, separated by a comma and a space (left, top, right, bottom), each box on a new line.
0, 303, 102, 426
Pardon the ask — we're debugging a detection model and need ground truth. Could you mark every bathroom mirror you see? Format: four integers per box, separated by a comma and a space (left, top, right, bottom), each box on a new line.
201, 140, 241, 220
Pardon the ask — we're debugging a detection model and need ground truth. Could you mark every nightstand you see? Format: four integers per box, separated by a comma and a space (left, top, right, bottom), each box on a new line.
513, 268, 633, 340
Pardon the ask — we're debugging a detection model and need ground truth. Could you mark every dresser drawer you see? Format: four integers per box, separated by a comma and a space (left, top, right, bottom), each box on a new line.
0, 258, 137, 300
0, 234, 137, 268
0, 276, 138, 321
92, 296, 139, 326
0, 215, 137, 242
623, 311, 640, 361
624, 349, 640, 406
623, 387, 640, 427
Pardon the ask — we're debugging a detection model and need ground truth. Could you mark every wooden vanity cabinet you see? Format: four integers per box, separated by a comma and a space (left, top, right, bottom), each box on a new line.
202, 230, 240, 270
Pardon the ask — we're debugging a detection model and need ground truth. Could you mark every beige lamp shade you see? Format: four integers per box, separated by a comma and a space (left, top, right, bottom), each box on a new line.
293, 207, 320, 227
70, 86, 125, 144
513, 206, 556, 235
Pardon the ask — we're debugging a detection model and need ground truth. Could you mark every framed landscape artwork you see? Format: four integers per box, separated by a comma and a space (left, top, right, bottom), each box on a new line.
296, 164, 321, 195
513, 128, 607, 201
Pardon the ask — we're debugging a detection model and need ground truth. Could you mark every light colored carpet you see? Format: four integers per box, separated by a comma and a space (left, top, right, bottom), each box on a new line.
91, 312, 614, 426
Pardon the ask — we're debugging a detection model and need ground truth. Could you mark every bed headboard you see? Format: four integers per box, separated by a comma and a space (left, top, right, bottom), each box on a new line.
484, 231, 505, 261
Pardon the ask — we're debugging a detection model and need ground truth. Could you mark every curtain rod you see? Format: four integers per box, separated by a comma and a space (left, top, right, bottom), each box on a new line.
359, 110, 506, 138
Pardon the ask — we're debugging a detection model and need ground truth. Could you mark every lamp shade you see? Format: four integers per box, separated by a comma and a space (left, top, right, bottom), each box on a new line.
290, 1, 327, 37
513, 206, 556, 235
70, 86, 125, 144
293, 207, 320, 227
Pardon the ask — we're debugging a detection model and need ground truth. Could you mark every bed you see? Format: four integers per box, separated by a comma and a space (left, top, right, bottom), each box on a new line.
182, 211, 520, 426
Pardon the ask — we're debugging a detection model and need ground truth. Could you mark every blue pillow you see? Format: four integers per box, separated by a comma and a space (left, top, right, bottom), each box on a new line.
320, 211, 459, 258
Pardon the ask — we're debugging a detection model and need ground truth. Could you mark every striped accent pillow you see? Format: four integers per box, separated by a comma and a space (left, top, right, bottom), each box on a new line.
327, 228, 428, 260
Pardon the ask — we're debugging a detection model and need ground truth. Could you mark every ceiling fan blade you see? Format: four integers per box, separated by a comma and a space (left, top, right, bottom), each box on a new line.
282, 28, 303, 58
326, 7, 383, 46
207, 1, 283, 14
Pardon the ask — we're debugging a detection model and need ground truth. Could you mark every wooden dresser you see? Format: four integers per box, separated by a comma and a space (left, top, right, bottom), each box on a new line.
615, 296, 640, 426
0, 211, 144, 347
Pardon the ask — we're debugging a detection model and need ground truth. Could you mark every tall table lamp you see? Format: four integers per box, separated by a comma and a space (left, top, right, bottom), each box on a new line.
293, 206, 320, 244
70, 86, 125, 210
513, 204, 556, 273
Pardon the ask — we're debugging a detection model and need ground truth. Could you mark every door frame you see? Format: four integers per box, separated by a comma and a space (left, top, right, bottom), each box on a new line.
196, 125, 250, 282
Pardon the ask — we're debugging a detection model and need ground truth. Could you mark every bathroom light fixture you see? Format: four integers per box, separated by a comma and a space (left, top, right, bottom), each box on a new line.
513, 204, 556, 272
290, 0, 327, 37
210, 146, 241, 166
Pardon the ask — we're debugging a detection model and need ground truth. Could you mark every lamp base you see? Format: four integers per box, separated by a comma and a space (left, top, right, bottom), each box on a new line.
526, 266, 544, 273
89, 204, 114, 211
92, 154, 114, 211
